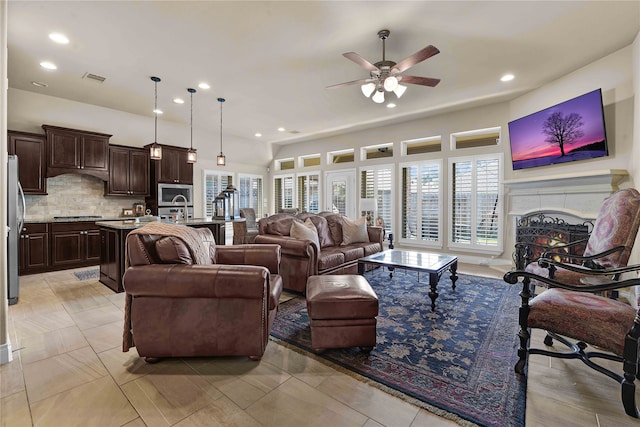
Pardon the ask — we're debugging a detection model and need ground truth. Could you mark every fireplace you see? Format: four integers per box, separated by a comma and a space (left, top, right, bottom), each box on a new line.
513, 212, 592, 269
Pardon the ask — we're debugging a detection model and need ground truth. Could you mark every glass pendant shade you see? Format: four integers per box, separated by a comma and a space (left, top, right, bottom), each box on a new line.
217, 153, 226, 166
383, 76, 398, 92
186, 149, 197, 164
372, 90, 385, 104
149, 76, 163, 160
393, 84, 407, 98
361, 82, 376, 98
186, 88, 197, 164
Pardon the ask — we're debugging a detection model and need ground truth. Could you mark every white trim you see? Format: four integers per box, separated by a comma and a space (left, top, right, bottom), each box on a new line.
0, 341, 13, 365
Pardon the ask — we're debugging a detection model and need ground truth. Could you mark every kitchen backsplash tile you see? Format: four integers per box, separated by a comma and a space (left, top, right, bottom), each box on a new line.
24, 174, 144, 220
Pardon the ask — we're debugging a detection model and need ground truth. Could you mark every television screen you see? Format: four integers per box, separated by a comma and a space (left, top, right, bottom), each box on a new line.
508, 89, 608, 170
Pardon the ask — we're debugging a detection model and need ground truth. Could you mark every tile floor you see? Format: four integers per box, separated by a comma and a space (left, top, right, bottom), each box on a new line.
1, 265, 638, 427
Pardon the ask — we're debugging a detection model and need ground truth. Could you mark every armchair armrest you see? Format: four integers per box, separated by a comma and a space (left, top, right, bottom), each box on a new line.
367, 226, 384, 245
124, 264, 270, 299
541, 244, 624, 264
216, 244, 281, 274
254, 234, 317, 259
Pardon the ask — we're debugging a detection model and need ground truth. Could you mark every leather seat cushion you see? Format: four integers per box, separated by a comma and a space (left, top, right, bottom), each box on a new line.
338, 246, 364, 262
317, 248, 345, 271
306, 275, 378, 320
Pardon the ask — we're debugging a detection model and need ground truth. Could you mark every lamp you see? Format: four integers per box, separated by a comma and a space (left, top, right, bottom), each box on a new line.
372, 89, 385, 104
360, 198, 378, 226
393, 84, 407, 98
383, 75, 398, 92
216, 97, 226, 166
149, 76, 162, 160
186, 88, 197, 164
361, 82, 375, 97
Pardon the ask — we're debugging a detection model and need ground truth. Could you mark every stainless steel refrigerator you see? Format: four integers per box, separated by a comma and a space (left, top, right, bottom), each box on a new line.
7, 155, 25, 305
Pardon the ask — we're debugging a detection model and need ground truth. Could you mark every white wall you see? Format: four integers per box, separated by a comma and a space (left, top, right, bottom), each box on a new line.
8, 89, 272, 216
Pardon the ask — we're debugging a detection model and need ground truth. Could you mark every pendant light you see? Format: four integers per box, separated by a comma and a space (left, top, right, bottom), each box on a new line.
186, 88, 197, 164
149, 76, 162, 160
216, 97, 226, 166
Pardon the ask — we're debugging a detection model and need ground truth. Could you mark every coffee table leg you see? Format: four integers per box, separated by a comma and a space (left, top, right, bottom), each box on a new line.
428, 272, 439, 311
358, 261, 365, 275
450, 261, 458, 290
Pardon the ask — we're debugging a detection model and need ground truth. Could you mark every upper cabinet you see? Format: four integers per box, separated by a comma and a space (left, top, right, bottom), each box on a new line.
8, 130, 47, 195
43, 125, 111, 181
147, 144, 193, 185
105, 145, 149, 196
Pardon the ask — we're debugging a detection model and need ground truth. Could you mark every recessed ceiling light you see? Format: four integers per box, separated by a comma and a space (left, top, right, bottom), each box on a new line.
198, 83, 210, 89
153, 109, 163, 115
39, 61, 57, 70
31, 81, 48, 88
173, 98, 184, 104
277, 127, 285, 132
48, 32, 69, 44
501, 74, 515, 82
255, 133, 262, 137
387, 103, 397, 108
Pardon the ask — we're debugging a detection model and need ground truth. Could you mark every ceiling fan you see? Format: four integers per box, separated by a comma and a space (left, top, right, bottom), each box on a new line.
327, 29, 440, 103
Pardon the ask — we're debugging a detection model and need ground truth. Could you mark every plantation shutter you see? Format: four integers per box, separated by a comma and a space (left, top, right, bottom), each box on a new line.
360, 166, 392, 234
420, 163, 440, 242
274, 177, 283, 213
204, 172, 232, 218
476, 159, 500, 246
401, 166, 418, 239
401, 162, 440, 243
451, 161, 472, 244
239, 174, 263, 217
297, 175, 307, 212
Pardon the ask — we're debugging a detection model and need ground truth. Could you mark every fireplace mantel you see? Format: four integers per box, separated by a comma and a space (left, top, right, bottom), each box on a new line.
505, 169, 629, 220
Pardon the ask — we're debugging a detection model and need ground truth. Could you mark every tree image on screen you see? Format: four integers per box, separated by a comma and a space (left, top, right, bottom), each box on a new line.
542, 112, 584, 157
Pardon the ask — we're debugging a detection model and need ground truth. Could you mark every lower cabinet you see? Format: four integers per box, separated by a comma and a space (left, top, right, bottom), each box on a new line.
19, 223, 49, 274
50, 222, 101, 269
99, 227, 131, 293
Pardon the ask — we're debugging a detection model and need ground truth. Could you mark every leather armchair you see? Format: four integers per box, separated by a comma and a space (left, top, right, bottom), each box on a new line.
122, 224, 283, 362
233, 207, 260, 244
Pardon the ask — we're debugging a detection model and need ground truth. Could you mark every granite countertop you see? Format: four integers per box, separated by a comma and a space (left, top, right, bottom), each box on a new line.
95, 218, 239, 230
25, 216, 122, 224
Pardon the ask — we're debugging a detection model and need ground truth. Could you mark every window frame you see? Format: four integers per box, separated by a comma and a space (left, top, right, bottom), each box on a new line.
202, 169, 234, 218
273, 173, 295, 213
296, 170, 321, 213
237, 173, 264, 218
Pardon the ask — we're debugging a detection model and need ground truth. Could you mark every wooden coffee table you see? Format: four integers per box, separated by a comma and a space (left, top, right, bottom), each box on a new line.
358, 249, 458, 311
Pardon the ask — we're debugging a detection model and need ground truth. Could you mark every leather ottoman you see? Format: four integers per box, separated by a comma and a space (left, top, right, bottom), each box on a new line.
306, 275, 378, 353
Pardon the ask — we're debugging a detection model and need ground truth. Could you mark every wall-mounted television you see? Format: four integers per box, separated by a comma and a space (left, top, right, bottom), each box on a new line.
508, 89, 608, 170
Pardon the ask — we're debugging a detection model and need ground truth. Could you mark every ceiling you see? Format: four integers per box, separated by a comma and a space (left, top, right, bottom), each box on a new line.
7, 1, 640, 148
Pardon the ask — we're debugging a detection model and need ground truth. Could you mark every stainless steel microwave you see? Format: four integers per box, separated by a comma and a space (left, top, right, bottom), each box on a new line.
158, 183, 194, 207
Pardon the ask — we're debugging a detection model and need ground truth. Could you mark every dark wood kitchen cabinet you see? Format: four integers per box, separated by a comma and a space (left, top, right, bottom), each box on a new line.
43, 125, 111, 181
51, 222, 101, 269
105, 145, 150, 196
146, 144, 193, 185
19, 223, 49, 274
8, 130, 47, 195
99, 227, 131, 292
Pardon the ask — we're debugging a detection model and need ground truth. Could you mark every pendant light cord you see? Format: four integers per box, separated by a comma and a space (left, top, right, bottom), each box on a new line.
218, 97, 225, 153
190, 91, 193, 150
154, 80, 158, 142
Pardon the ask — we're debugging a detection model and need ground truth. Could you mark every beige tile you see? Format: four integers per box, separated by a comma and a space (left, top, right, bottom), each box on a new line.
12, 309, 76, 341
214, 357, 291, 394
122, 418, 147, 427
245, 377, 368, 427
53, 285, 113, 314
317, 374, 419, 427
216, 377, 266, 409
363, 419, 385, 427
410, 408, 463, 427
97, 347, 158, 386
597, 412, 640, 427
17, 325, 88, 365
0, 390, 32, 427
82, 320, 124, 353
68, 304, 124, 330
0, 357, 24, 399
30, 376, 138, 427
174, 396, 263, 427
22, 346, 108, 403
261, 342, 335, 387
121, 360, 223, 426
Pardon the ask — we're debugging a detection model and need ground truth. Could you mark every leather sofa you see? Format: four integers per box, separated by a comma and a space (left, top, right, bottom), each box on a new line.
122, 223, 283, 362
254, 212, 383, 293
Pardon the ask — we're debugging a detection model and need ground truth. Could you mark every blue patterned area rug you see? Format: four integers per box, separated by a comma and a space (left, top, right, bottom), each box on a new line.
270, 268, 526, 427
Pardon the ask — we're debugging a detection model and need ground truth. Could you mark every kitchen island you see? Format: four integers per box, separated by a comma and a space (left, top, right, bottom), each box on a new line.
96, 218, 242, 292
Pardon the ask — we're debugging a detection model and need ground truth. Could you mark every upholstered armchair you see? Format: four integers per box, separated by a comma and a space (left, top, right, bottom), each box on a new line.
504, 188, 640, 418
232, 207, 260, 244
122, 222, 283, 362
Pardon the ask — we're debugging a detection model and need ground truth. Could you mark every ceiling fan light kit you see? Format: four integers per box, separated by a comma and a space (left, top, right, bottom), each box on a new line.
329, 29, 440, 104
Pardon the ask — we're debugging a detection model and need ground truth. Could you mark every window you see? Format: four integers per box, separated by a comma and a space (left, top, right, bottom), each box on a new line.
327, 149, 354, 164
402, 136, 441, 155
203, 170, 233, 218
238, 173, 263, 218
449, 154, 503, 253
360, 165, 393, 235
297, 172, 320, 213
361, 143, 393, 160
299, 154, 321, 168
400, 160, 442, 246
273, 174, 294, 213
451, 127, 501, 150
276, 158, 295, 171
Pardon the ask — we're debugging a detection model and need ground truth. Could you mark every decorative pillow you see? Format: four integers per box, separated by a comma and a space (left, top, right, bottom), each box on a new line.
266, 217, 295, 236
290, 218, 320, 251
342, 216, 369, 245
301, 215, 334, 248
155, 236, 194, 264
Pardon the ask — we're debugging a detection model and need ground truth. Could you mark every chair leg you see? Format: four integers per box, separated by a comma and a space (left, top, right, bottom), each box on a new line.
621, 322, 640, 417
515, 277, 532, 375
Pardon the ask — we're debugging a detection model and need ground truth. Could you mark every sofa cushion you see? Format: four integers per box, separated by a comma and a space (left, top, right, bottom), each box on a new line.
362, 242, 382, 256
342, 216, 369, 245
318, 247, 345, 271
290, 218, 320, 251
266, 217, 296, 236
155, 236, 194, 264
298, 214, 334, 248
339, 246, 364, 262
322, 214, 344, 245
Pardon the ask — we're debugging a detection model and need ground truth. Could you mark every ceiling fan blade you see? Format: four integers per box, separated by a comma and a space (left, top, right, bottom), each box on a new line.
326, 78, 373, 89
393, 45, 440, 73
400, 75, 441, 87
343, 52, 380, 73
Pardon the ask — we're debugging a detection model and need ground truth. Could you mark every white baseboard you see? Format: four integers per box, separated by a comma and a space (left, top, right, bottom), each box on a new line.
0, 341, 13, 365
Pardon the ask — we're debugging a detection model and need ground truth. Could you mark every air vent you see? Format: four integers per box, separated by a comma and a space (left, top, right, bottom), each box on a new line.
289, 130, 300, 134
82, 72, 106, 83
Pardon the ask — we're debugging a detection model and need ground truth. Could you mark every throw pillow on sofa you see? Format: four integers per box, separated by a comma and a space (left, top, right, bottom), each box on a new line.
290, 218, 320, 251
341, 216, 369, 245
